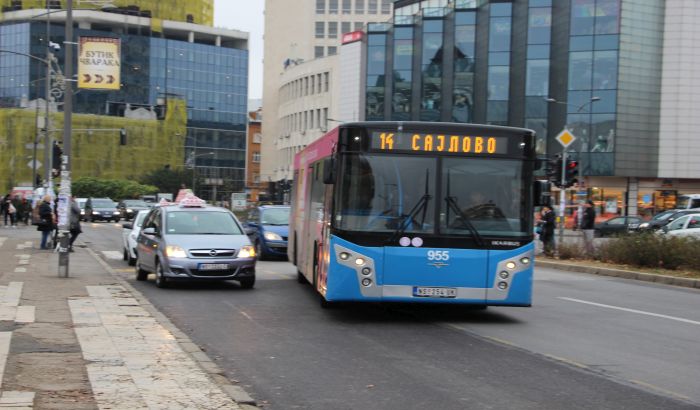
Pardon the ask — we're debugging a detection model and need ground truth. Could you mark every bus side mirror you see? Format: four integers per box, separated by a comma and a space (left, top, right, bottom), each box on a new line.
323, 157, 336, 184
534, 180, 551, 207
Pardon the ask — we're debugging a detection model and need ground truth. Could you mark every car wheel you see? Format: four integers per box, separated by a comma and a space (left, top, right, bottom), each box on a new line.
239, 276, 255, 289
155, 262, 168, 288
127, 250, 137, 267
123, 248, 128, 261
135, 262, 148, 281
255, 241, 266, 261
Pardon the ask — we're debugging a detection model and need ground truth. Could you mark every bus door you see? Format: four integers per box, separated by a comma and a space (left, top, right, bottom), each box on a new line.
381, 247, 488, 302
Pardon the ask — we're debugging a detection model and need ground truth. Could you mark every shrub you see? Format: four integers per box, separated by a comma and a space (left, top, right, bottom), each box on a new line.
72, 177, 158, 199
597, 233, 700, 271
557, 242, 584, 260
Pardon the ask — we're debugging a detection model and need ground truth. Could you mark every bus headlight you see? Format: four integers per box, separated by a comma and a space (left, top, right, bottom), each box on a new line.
498, 281, 508, 290
520, 257, 530, 265
499, 271, 509, 279
354, 258, 365, 266
505, 261, 516, 270
361, 267, 372, 276
339, 252, 350, 260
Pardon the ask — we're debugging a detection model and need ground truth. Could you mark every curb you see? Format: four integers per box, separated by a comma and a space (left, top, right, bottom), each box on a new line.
85, 247, 258, 408
536, 259, 700, 290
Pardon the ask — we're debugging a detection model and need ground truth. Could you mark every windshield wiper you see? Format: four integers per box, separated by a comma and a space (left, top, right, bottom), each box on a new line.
388, 169, 431, 244
444, 171, 485, 247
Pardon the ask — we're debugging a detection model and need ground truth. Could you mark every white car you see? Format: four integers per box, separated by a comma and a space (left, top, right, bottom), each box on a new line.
662, 213, 700, 238
122, 210, 149, 266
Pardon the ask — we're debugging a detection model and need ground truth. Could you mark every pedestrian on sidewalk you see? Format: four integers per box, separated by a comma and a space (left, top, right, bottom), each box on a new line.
10, 195, 21, 228
2, 194, 11, 227
581, 200, 596, 256
69, 196, 82, 252
540, 205, 556, 257
6, 196, 18, 228
37, 195, 56, 250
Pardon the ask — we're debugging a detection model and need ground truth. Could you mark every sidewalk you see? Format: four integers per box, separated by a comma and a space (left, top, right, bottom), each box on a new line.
0, 225, 256, 409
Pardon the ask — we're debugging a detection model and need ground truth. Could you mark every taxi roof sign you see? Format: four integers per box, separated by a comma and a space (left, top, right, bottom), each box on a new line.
179, 194, 206, 208
556, 129, 577, 148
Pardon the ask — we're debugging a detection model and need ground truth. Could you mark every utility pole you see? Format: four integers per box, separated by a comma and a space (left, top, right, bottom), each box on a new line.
57, 0, 74, 277
43, 2, 52, 186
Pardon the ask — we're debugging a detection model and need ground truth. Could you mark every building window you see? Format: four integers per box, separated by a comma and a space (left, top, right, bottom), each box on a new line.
329, 0, 338, 14
343, 0, 352, 14
253, 174, 260, 184
316, 0, 325, 14
253, 133, 262, 143
315, 46, 325, 58
381, 0, 391, 14
328, 46, 337, 55
342, 21, 351, 34
355, 0, 364, 14
324, 72, 330, 92
354, 22, 364, 31
315, 22, 325, 39
328, 22, 338, 38
368, 0, 377, 14
252, 152, 261, 163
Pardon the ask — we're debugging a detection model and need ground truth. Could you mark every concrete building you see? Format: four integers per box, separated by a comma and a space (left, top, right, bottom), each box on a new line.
0, 1, 248, 200
355, 0, 700, 218
261, 0, 393, 199
246, 108, 263, 203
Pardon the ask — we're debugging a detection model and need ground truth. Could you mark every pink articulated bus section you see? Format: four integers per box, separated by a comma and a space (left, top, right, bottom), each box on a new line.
293, 127, 339, 171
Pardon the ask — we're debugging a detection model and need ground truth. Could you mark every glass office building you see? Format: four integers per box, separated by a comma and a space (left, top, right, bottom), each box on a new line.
0, 8, 248, 201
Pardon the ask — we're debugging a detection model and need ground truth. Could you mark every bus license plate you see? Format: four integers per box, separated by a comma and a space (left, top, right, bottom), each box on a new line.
199, 263, 229, 271
413, 287, 457, 298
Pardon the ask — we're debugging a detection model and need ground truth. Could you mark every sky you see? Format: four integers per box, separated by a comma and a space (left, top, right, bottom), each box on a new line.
214, 0, 265, 102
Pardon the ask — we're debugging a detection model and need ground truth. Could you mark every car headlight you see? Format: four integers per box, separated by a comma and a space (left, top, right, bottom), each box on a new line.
263, 231, 283, 241
92, 211, 99, 215
113, 211, 120, 215
639, 222, 649, 228
237, 245, 256, 258
80, 210, 85, 215
126, 208, 133, 213
165, 245, 187, 258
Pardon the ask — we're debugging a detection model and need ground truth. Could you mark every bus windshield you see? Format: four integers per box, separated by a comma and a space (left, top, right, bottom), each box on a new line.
334, 154, 528, 238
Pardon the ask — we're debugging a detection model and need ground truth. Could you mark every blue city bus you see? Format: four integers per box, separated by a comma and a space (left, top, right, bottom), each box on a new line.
289, 122, 546, 307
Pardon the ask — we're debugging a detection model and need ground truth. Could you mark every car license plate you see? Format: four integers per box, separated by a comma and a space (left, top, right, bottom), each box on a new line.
199, 263, 229, 271
413, 287, 457, 298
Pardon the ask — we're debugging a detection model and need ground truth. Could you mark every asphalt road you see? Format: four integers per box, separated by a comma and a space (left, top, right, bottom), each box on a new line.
79, 221, 700, 410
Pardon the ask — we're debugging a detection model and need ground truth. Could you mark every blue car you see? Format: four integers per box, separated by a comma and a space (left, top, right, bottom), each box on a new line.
244, 205, 290, 260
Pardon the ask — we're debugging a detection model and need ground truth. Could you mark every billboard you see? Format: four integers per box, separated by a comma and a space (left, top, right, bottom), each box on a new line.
78, 37, 121, 90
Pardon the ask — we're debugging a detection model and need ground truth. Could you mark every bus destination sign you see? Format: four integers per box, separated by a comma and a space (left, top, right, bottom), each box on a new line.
370, 131, 509, 155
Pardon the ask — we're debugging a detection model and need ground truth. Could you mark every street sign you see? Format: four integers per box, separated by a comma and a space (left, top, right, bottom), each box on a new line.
231, 193, 247, 211
555, 129, 577, 149
27, 160, 41, 169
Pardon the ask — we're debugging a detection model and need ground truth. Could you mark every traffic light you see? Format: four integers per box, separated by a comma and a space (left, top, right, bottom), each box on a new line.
546, 154, 563, 187
564, 159, 579, 188
52, 141, 62, 178
119, 128, 127, 145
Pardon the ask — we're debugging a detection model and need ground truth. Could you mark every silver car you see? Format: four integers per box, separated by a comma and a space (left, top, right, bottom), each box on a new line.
122, 210, 149, 266
135, 202, 256, 288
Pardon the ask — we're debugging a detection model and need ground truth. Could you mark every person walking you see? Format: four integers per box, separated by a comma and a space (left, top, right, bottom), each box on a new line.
10, 195, 21, 228
69, 197, 82, 252
1, 194, 10, 227
581, 200, 596, 255
37, 195, 55, 250
540, 205, 556, 257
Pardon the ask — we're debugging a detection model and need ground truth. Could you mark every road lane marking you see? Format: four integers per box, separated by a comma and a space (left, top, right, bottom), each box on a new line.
558, 297, 700, 326
629, 379, 692, 402
542, 353, 588, 370
101, 251, 124, 260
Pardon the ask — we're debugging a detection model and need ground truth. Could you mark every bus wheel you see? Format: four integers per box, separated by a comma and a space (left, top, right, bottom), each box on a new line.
297, 270, 307, 284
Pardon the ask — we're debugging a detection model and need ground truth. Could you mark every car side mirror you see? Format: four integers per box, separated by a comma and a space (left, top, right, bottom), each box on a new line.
323, 157, 336, 184
244, 227, 256, 236
533, 180, 551, 207
142, 227, 158, 236
122, 223, 133, 230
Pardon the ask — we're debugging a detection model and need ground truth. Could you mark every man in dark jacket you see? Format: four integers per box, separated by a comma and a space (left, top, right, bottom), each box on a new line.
69, 197, 82, 252
540, 205, 556, 257
581, 200, 596, 255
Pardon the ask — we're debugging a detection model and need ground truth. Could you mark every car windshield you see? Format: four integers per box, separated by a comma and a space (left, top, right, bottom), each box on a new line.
134, 212, 148, 228
93, 200, 115, 208
334, 154, 529, 237
124, 200, 148, 207
677, 196, 700, 209
652, 210, 674, 221
261, 208, 290, 225
165, 211, 243, 235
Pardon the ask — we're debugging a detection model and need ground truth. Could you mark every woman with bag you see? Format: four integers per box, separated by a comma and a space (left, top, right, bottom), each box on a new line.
37, 195, 55, 250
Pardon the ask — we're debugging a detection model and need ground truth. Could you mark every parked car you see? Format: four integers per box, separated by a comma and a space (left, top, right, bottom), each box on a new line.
661, 213, 700, 238
244, 205, 290, 260
117, 199, 151, 221
85, 198, 120, 222
594, 216, 643, 237
635, 209, 700, 232
135, 197, 256, 288
76, 198, 87, 221
675, 194, 700, 210
121, 210, 149, 266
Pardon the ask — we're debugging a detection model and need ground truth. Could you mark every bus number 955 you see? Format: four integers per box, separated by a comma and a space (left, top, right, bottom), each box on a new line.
427, 250, 450, 261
